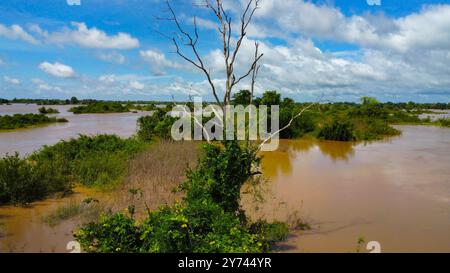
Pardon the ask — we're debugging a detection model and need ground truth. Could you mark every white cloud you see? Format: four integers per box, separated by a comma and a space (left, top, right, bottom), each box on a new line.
97, 51, 126, 64
140, 49, 182, 75
254, 1, 450, 53
0, 24, 39, 44
47, 22, 139, 49
128, 80, 145, 90
98, 74, 118, 83
3, 76, 20, 85
38, 62, 75, 78
31, 78, 63, 92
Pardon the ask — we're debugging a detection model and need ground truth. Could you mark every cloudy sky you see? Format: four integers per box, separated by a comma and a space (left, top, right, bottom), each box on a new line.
0, 0, 450, 102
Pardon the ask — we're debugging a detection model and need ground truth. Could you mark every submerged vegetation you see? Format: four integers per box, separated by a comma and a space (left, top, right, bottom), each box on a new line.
0, 113, 67, 130
69, 102, 129, 114
0, 135, 147, 205
38, 107, 59, 114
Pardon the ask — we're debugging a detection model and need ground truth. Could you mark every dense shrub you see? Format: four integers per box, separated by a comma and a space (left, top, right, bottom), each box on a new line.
32, 135, 146, 188
38, 107, 59, 114
280, 109, 316, 139
137, 109, 177, 141
318, 120, 356, 141
0, 114, 67, 130
69, 102, 129, 114
0, 153, 69, 205
0, 135, 146, 205
353, 118, 401, 140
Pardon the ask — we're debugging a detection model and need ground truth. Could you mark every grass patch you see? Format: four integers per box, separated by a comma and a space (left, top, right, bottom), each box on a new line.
43, 198, 104, 227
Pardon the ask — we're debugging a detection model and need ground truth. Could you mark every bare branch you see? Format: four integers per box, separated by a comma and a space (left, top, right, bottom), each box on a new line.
258, 96, 330, 151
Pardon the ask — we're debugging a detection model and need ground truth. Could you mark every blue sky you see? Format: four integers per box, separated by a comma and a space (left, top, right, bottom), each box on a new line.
1, 0, 450, 102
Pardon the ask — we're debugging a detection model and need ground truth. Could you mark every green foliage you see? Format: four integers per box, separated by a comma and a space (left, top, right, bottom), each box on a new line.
76, 213, 141, 253
360, 96, 380, 106
137, 109, 176, 141
75, 141, 288, 253
38, 107, 59, 114
438, 118, 450, 127
280, 108, 316, 139
70, 96, 79, 105
0, 114, 67, 130
0, 152, 71, 205
259, 91, 281, 107
182, 141, 259, 213
69, 102, 129, 114
352, 118, 400, 140
32, 135, 146, 188
318, 119, 356, 141
0, 135, 146, 205
232, 90, 252, 105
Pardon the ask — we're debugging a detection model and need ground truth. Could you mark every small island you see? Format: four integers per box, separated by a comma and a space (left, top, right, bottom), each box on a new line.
38, 107, 60, 114
0, 113, 68, 130
69, 102, 129, 114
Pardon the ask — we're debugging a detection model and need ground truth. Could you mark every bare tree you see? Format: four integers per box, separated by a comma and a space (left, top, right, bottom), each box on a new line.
159, 0, 322, 149
159, 0, 262, 106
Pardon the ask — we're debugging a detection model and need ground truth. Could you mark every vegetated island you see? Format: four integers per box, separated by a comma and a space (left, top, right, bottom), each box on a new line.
38, 107, 60, 114
0, 113, 68, 130
69, 102, 130, 114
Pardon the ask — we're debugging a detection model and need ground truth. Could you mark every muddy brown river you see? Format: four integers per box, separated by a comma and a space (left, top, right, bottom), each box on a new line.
0, 104, 449, 252
0, 104, 150, 157
254, 125, 450, 253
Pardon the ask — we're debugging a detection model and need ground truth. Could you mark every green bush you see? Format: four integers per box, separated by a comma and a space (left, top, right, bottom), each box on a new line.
38, 107, 59, 114
32, 135, 146, 188
318, 120, 356, 141
0, 153, 69, 205
69, 102, 129, 114
76, 213, 141, 253
353, 118, 401, 140
438, 118, 450, 127
0, 114, 67, 130
137, 109, 177, 141
0, 135, 146, 205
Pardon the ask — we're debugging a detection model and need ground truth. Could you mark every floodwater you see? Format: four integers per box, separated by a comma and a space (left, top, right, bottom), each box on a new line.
249, 125, 450, 253
0, 104, 150, 157
419, 109, 450, 121
0, 188, 96, 253
0, 104, 449, 253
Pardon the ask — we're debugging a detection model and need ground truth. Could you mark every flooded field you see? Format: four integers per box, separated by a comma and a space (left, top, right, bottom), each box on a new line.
0, 187, 94, 252
0, 104, 150, 157
248, 125, 450, 253
0, 104, 449, 253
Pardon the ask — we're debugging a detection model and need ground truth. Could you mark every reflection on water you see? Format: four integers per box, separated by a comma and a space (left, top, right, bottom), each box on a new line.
262, 140, 356, 178
0, 104, 151, 157
245, 126, 450, 253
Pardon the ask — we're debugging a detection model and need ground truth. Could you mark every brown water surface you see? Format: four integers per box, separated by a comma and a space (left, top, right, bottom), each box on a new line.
0, 104, 150, 157
245, 125, 450, 253
0, 187, 95, 252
